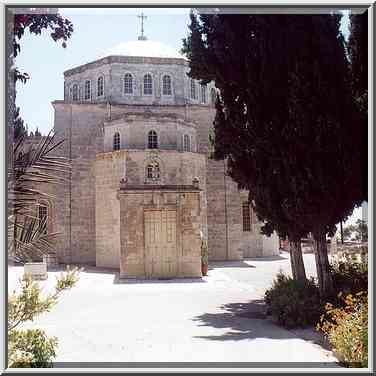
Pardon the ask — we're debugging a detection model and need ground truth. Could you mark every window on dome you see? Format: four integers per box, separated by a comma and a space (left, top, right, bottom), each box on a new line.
148, 130, 158, 149
162, 75, 172, 95
97, 76, 104, 97
124, 74, 133, 94
144, 74, 153, 95
201, 84, 207, 104
113, 132, 120, 151
190, 79, 197, 100
72, 84, 79, 101
84, 80, 91, 100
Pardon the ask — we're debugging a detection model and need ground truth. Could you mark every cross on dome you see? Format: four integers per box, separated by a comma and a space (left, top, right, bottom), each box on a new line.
138, 12, 147, 41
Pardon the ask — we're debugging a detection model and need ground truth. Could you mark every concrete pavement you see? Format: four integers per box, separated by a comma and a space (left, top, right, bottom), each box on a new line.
7, 252, 339, 366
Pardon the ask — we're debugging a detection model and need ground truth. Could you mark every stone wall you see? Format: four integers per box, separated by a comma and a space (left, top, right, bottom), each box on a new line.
119, 186, 202, 278
63, 56, 216, 106
52, 101, 279, 266
95, 149, 207, 269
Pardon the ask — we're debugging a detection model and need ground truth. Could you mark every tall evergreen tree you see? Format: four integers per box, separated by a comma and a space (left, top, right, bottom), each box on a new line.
348, 10, 368, 202
183, 11, 365, 296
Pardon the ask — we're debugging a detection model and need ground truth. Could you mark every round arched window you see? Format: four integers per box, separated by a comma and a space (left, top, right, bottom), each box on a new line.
148, 130, 158, 149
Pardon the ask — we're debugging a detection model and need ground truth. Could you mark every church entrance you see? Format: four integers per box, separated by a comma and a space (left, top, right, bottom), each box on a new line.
144, 209, 178, 278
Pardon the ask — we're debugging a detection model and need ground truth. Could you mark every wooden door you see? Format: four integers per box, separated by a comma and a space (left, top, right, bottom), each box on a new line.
144, 209, 177, 278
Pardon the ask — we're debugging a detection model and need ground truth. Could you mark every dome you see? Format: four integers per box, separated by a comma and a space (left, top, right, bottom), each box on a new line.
100, 40, 185, 60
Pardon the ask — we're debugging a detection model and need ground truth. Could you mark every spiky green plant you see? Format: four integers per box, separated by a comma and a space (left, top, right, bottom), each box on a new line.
8, 130, 70, 263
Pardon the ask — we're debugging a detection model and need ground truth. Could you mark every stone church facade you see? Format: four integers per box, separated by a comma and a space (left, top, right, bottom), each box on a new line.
47, 38, 279, 278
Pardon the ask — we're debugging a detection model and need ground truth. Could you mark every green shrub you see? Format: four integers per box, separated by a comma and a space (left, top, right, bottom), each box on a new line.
317, 292, 368, 367
9, 329, 57, 368
265, 272, 322, 329
330, 260, 368, 302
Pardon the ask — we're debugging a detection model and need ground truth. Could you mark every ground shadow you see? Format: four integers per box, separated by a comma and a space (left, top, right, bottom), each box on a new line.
209, 260, 256, 270
192, 299, 330, 350
243, 254, 289, 262
113, 274, 207, 284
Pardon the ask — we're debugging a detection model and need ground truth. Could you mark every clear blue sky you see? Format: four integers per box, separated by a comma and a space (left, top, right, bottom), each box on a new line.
15, 8, 364, 226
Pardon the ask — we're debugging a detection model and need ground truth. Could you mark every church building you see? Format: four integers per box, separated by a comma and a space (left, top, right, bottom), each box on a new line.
49, 23, 279, 278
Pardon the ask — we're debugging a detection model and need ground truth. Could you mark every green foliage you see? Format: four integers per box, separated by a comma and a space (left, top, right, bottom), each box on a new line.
9, 329, 57, 368
8, 266, 80, 331
183, 12, 365, 296
317, 292, 368, 367
8, 267, 80, 367
11, 9, 74, 83
330, 260, 368, 301
8, 132, 71, 263
264, 272, 322, 329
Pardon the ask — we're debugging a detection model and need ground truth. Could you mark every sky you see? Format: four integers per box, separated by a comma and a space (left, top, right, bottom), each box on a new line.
14, 8, 365, 227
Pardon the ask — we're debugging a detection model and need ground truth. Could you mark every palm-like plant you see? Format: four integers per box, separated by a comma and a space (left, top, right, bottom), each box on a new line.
8, 129, 70, 263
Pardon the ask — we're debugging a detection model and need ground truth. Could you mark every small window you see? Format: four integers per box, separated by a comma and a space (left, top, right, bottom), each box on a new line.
113, 132, 120, 151
144, 74, 153, 95
84, 80, 91, 100
211, 88, 217, 104
124, 73, 133, 94
148, 130, 158, 149
183, 134, 191, 152
201, 84, 207, 104
72, 84, 79, 101
38, 205, 48, 235
146, 161, 160, 180
97, 76, 104, 97
190, 79, 197, 100
162, 75, 172, 95
242, 202, 251, 232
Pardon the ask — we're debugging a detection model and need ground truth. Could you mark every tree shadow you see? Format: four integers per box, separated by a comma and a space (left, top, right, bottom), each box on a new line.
113, 274, 207, 284
192, 299, 330, 349
209, 261, 256, 270
243, 254, 289, 262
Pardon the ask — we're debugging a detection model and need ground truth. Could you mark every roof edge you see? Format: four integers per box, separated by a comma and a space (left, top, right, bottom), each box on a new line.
64, 55, 188, 77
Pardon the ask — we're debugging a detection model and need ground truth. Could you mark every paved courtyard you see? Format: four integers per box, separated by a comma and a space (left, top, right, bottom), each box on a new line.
8, 251, 339, 366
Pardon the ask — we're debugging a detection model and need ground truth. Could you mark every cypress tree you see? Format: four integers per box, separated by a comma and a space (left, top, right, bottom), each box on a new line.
183, 11, 365, 296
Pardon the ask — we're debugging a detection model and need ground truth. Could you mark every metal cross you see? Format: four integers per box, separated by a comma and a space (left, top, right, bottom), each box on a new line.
138, 12, 147, 40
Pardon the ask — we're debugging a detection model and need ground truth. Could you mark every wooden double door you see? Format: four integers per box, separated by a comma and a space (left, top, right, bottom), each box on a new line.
144, 209, 177, 278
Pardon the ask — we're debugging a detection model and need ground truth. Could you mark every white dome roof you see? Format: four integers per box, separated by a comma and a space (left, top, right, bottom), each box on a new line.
100, 39, 185, 60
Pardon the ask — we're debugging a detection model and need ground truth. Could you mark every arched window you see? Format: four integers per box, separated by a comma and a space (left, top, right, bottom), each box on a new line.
38, 204, 48, 235
146, 161, 160, 180
72, 84, 79, 101
190, 79, 197, 100
113, 132, 120, 150
201, 84, 207, 104
84, 80, 91, 100
211, 88, 217, 104
242, 201, 251, 232
162, 75, 172, 95
148, 130, 158, 149
97, 76, 104, 97
124, 73, 133, 94
183, 134, 191, 152
144, 74, 153, 95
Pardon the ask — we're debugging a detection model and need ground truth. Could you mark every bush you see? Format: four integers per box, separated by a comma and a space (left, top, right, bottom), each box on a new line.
329, 260, 368, 303
317, 292, 368, 367
8, 266, 80, 368
9, 329, 57, 368
265, 272, 322, 329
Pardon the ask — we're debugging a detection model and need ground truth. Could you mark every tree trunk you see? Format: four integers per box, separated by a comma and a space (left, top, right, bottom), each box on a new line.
313, 229, 334, 298
289, 240, 307, 281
